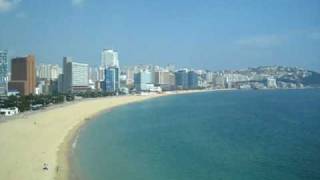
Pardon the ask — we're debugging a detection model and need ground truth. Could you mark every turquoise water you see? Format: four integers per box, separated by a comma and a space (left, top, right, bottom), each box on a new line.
71, 89, 320, 180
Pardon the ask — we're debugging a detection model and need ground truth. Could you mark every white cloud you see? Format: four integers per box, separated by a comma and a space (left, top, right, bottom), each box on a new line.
235, 35, 285, 48
0, 0, 21, 12
72, 0, 85, 7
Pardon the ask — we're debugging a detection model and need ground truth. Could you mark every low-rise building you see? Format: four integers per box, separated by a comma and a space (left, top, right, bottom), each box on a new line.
267, 77, 277, 88
0, 107, 19, 116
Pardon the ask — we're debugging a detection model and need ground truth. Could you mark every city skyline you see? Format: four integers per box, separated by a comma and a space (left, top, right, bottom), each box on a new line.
1, 2, 320, 180
0, 0, 319, 71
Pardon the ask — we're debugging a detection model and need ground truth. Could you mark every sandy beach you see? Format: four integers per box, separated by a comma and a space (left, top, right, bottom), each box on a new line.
0, 94, 163, 180
0, 89, 215, 180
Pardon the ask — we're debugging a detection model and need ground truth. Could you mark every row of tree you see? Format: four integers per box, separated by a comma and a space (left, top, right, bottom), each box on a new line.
0, 94, 69, 112
0, 91, 119, 112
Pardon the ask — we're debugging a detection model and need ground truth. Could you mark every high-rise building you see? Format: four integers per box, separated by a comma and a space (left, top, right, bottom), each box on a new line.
168, 72, 176, 89
37, 64, 62, 80
100, 49, 122, 92
102, 67, 120, 93
0, 50, 8, 95
154, 70, 176, 91
213, 75, 226, 89
134, 70, 153, 91
125, 68, 135, 88
8, 55, 36, 95
101, 49, 119, 68
175, 69, 189, 89
205, 71, 214, 83
119, 71, 127, 88
62, 57, 89, 93
155, 71, 169, 85
98, 66, 105, 81
188, 71, 199, 89
57, 74, 64, 93
88, 66, 99, 82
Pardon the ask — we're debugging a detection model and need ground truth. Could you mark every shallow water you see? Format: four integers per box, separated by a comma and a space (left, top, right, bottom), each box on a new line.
71, 89, 320, 180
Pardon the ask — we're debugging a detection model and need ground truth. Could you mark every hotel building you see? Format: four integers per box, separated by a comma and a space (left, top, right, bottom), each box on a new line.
8, 55, 36, 95
134, 70, 154, 91
37, 64, 62, 80
62, 57, 89, 93
154, 70, 176, 91
175, 69, 189, 90
188, 71, 200, 89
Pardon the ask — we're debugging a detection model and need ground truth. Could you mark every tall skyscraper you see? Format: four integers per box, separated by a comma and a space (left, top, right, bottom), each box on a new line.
62, 57, 89, 93
0, 50, 8, 95
8, 55, 36, 95
102, 67, 120, 93
101, 49, 119, 68
175, 69, 189, 90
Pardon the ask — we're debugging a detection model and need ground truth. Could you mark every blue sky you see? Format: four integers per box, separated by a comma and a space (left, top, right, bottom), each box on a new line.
0, 0, 319, 71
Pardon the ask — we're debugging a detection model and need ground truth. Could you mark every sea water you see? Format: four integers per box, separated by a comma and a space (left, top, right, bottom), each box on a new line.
70, 89, 320, 180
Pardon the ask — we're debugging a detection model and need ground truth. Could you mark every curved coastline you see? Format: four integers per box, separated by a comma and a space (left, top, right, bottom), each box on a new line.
55, 90, 214, 180
55, 90, 208, 180
0, 90, 213, 180
0, 89, 316, 180
54, 97, 156, 180
54, 94, 171, 180
64, 89, 320, 180
0, 94, 164, 180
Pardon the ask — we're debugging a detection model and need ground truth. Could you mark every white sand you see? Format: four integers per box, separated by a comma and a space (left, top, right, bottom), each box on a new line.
0, 95, 161, 180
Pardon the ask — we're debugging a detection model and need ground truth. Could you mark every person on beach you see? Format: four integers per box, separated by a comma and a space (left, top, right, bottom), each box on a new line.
43, 163, 49, 171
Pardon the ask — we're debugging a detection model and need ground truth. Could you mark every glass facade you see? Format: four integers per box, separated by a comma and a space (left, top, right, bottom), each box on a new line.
175, 70, 189, 89
188, 71, 199, 89
134, 70, 152, 91
103, 67, 120, 93
0, 50, 8, 95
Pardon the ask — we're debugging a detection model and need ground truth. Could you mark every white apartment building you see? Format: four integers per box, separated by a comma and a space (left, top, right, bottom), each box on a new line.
37, 64, 62, 80
62, 57, 89, 93
101, 49, 119, 68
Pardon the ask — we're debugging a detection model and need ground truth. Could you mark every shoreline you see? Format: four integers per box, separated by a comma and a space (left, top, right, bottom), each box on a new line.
55, 90, 213, 180
58, 87, 316, 180
1, 88, 309, 180
55, 115, 87, 180
54, 95, 163, 180
0, 93, 168, 180
0, 89, 210, 180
